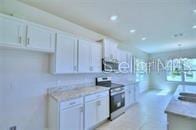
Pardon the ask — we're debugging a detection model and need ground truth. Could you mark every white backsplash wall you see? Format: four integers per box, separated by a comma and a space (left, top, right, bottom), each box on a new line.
0, 49, 136, 130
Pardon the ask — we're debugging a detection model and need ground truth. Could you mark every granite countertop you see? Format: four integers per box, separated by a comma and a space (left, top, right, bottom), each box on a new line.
49, 86, 109, 102
165, 85, 196, 119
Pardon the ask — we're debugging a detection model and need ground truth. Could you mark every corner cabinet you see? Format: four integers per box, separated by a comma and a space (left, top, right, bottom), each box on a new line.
51, 32, 78, 74
78, 40, 102, 73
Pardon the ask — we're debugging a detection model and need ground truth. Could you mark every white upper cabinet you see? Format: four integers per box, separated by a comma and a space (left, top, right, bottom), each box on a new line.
78, 40, 91, 73
100, 38, 118, 60
117, 49, 133, 73
0, 14, 26, 47
117, 49, 127, 62
51, 32, 78, 74
26, 23, 55, 52
78, 40, 102, 73
91, 43, 102, 73
0, 13, 55, 53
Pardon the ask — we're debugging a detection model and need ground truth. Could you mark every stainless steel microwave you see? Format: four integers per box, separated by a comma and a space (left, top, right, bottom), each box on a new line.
102, 59, 119, 72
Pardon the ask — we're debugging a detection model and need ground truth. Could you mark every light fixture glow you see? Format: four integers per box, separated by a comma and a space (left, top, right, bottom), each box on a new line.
192, 25, 196, 29
110, 15, 118, 21
129, 29, 136, 33
193, 9, 196, 13
141, 37, 147, 41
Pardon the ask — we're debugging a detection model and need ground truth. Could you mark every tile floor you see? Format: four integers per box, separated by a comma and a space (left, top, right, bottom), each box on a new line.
96, 90, 172, 130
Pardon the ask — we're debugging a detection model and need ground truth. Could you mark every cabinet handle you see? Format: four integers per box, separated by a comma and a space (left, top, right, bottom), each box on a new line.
80, 107, 84, 112
97, 101, 101, 106
18, 36, 22, 43
69, 102, 76, 105
27, 38, 30, 45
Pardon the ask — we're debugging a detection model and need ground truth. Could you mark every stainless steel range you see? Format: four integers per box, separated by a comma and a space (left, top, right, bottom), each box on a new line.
96, 77, 125, 120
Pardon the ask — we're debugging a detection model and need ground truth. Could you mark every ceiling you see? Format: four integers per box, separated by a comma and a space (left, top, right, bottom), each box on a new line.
19, 0, 196, 53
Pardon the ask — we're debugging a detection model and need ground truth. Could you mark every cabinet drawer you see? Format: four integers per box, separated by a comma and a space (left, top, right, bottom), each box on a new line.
60, 97, 83, 110
85, 91, 109, 102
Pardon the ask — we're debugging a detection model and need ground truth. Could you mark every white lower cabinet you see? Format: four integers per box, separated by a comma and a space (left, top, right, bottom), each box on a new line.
48, 91, 109, 130
97, 97, 109, 123
48, 97, 84, 130
85, 100, 97, 129
125, 84, 135, 108
60, 104, 83, 130
134, 82, 140, 102
85, 91, 109, 130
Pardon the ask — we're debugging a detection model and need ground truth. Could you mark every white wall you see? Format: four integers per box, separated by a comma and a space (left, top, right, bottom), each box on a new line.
0, 1, 149, 130
149, 48, 196, 91
0, 49, 137, 130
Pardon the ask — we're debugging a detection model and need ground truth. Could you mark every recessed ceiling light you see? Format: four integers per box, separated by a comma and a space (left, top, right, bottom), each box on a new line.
110, 15, 118, 21
192, 25, 196, 29
141, 37, 147, 41
129, 29, 136, 33
193, 9, 196, 13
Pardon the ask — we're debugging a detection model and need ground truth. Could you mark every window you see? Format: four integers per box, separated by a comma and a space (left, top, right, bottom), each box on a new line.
135, 58, 147, 81
184, 59, 196, 83
166, 59, 182, 82
166, 58, 196, 83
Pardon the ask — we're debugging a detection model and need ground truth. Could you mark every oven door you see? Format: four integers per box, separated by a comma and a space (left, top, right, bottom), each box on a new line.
110, 91, 125, 113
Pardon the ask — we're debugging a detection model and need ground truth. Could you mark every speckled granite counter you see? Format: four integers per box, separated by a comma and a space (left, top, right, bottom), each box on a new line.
165, 85, 196, 119
49, 86, 109, 102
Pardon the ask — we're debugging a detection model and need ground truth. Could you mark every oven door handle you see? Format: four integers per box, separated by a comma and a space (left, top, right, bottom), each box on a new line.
111, 91, 125, 96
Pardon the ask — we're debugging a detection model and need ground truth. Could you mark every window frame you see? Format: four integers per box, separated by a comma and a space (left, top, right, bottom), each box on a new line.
166, 58, 196, 83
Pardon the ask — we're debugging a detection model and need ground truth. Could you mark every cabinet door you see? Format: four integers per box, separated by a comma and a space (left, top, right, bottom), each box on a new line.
85, 100, 97, 129
78, 40, 91, 73
54, 33, 78, 74
129, 86, 135, 105
102, 39, 118, 60
134, 83, 140, 102
125, 86, 131, 107
26, 23, 55, 52
60, 105, 83, 130
91, 43, 102, 73
0, 15, 25, 47
97, 97, 109, 123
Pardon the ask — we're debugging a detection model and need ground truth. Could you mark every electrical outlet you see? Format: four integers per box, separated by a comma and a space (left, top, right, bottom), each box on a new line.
9, 126, 16, 130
